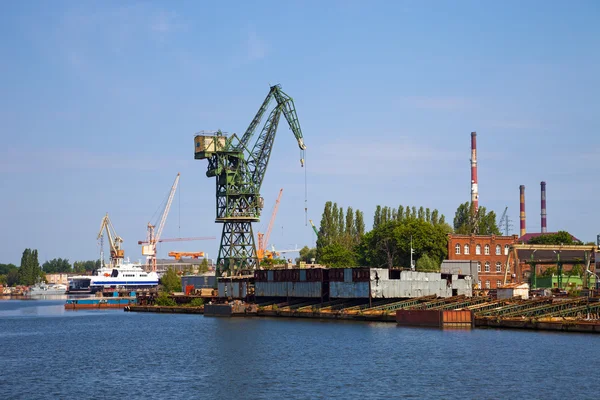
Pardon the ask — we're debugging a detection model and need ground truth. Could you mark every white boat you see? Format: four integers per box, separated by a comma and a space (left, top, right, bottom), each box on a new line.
68, 259, 159, 293
28, 283, 68, 296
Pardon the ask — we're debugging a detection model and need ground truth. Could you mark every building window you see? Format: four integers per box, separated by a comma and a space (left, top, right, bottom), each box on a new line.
477, 262, 481, 272
504, 245, 510, 255
496, 262, 502, 273
464, 244, 470, 255
455, 244, 461, 255
484, 244, 490, 255
495, 245, 501, 255
485, 262, 490, 272
497, 280, 502, 288
476, 244, 481, 255
485, 280, 490, 289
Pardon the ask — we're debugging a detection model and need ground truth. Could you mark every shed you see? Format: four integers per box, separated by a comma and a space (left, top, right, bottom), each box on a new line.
497, 282, 529, 300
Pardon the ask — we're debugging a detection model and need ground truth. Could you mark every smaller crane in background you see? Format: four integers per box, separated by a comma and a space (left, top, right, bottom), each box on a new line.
257, 188, 283, 262
168, 251, 205, 261
142, 173, 180, 272
97, 213, 124, 268
309, 219, 319, 237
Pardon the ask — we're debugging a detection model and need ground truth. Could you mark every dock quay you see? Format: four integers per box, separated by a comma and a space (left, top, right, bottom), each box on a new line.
125, 294, 600, 332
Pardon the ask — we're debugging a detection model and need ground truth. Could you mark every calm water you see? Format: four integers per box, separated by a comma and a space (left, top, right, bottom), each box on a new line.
0, 299, 599, 399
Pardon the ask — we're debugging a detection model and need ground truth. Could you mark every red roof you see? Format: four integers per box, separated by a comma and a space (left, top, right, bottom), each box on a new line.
517, 232, 580, 243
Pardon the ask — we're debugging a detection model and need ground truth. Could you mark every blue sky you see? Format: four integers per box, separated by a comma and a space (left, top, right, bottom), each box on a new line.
1, 1, 598, 265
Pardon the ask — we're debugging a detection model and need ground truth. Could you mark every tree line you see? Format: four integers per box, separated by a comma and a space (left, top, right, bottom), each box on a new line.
0, 248, 101, 286
301, 201, 509, 271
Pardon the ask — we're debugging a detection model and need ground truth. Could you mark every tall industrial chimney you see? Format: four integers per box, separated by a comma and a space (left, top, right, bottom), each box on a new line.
541, 181, 547, 233
519, 185, 526, 237
470, 132, 479, 212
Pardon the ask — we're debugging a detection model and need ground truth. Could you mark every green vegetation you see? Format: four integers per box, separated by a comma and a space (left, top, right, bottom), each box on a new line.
315, 202, 365, 267
357, 208, 451, 269
155, 291, 177, 306
527, 231, 581, 245
314, 202, 451, 270
42, 258, 72, 273
198, 258, 210, 274
453, 202, 501, 235
73, 260, 101, 273
189, 298, 204, 307
297, 246, 317, 263
160, 267, 181, 293
18, 249, 42, 286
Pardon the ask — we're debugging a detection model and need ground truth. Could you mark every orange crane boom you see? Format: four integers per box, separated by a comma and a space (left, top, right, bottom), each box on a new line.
168, 251, 205, 260
257, 188, 283, 261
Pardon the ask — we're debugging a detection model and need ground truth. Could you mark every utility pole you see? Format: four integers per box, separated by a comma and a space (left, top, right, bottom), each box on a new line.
410, 235, 415, 270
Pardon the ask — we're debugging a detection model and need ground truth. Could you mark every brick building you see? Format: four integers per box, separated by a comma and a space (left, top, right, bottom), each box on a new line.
447, 234, 519, 289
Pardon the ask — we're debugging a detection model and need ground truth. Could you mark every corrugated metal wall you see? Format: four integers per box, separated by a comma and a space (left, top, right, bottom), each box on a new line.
254, 282, 323, 298
330, 282, 369, 298
218, 281, 248, 299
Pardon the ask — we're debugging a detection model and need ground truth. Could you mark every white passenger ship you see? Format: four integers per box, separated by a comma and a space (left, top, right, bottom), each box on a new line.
68, 259, 159, 293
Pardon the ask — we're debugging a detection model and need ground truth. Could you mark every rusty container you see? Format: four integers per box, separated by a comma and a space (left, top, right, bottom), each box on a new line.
442, 310, 473, 327
396, 310, 442, 327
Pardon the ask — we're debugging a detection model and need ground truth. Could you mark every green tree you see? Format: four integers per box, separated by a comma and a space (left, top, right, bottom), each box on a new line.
416, 254, 440, 272
374, 205, 382, 229
357, 216, 451, 269
319, 243, 356, 268
528, 231, 580, 245
397, 205, 404, 221
198, 258, 210, 274
338, 206, 345, 238
6, 270, 19, 286
355, 210, 365, 239
431, 209, 439, 225
418, 206, 425, 221
73, 260, 101, 273
18, 249, 42, 285
160, 267, 181, 293
453, 202, 501, 235
332, 203, 340, 241
298, 246, 317, 263
42, 258, 72, 273
0, 263, 17, 275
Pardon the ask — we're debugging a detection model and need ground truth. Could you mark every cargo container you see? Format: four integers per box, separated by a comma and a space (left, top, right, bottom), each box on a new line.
181, 274, 216, 292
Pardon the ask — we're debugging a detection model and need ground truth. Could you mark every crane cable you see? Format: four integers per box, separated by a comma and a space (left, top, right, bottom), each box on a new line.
303, 149, 308, 226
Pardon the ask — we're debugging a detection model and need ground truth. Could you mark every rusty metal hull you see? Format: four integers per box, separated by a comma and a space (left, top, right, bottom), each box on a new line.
396, 309, 473, 328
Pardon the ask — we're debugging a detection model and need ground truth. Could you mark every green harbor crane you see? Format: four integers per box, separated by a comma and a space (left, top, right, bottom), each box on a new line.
194, 85, 306, 277
309, 219, 319, 237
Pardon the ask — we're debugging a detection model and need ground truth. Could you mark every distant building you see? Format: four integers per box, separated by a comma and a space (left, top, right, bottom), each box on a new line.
516, 232, 580, 244
447, 234, 519, 289
497, 282, 529, 300
45, 273, 69, 285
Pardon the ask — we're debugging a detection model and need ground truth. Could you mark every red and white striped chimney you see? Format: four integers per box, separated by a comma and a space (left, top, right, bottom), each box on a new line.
470, 132, 479, 212
541, 181, 547, 233
520, 185, 526, 237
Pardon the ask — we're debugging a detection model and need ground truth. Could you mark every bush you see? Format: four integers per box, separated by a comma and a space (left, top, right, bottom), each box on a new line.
155, 291, 177, 306
190, 298, 204, 307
